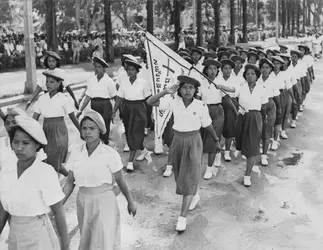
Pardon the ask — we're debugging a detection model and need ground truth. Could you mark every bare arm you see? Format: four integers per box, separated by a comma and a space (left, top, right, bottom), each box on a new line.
78, 95, 91, 113
204, 125, 221, 153
0, 202, 9, 234
66, 86, 79, 109
114, 170, 137, 216
217, 83, 235, 92
113, 96, 123, 114
62, 171, 75, 205
68, 112, 81, 132
147, 89, 168, 107
50, 201, 69, 250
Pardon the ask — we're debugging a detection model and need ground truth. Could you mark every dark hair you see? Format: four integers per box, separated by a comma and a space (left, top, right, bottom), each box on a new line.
259, 60, 274, 72
243, 68, 261, 80
177, 82, 199, 98
9, 126, 43, 152
80, 117, 102, 138
44, 56, 60, 69
203, 65, 219, 78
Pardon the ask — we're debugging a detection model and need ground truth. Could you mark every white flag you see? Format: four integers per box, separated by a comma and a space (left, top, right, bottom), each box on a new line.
144, 32, 193, 151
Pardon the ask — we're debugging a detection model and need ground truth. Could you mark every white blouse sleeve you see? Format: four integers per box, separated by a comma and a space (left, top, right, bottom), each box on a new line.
63, 95, 75, 114
200, 102, 212, 128
39, 165, 65, 206
261, 87, 268, 105
158, 96, 173, 110
142, 79, 152, 98
85, 78, 94, 98
108, 79, 118, 98
107, 149, 123, 174
117, 84, 125, 98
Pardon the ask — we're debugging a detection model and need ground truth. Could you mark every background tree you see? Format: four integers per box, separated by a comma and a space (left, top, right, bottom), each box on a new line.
173, 0, 181, 49
281, 0, 286, 37
242, 0, 247, 42
296, 0, 300, 33
111, 0, 145, 28
146, 0, 154, 34
46, 0, 58, 51
230, 0, 235, 45
104, 0, 113, 62
213, 0, 221, 46
196, 0, 202, 46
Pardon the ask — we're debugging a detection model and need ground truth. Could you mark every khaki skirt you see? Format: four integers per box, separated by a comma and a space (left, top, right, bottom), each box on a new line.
171, 130, 203, 196
8, 214, 60, 250
43, 117, 68, 172
77, 184, 120, 250
202, 104, 224, 153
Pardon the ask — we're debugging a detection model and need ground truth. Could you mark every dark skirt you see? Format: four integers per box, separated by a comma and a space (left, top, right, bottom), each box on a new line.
91, 97, 112, 144
275, 91, 284, 125
43, 117, 68, 172
262, 98, 276, 140
202, 104, 224, 153
222, 95, 238, 138
162, 114, 174, 147
282, 90, 292, 130
235, 111, 262, 158
171, 130, 202, 195
291, 83, 302, 120
122, 99, 147, 151
145, 100, 154, 130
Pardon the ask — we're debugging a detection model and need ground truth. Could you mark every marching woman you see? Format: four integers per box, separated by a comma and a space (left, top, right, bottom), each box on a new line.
217, 59, 239, 162
77, 56, 117, 145
62, 110, 136, 250
235, 64, 268, 187
112, 59, 151, 171
0, 115, 69, 250
232, 55, 246, 79
26, 51, 79, 110
280, 54, 297, 139
199, 59, 235, 180
247, 51, 259, 65
270, 56, 293, 149
258, 58, 281, 166
32, 70, 81, 176
190, 47, 204, 71
147, 75, 221, 232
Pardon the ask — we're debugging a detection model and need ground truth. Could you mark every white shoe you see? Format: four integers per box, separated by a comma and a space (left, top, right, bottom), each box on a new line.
214, 152, 222, 166
244, 176, 252, 187
203, 166, 213, 180
189, 193, 200, 211
296, 115, 299, 120
127, 162, 134, 171
299, 105, 304, 112
136, 148, 148, 161
271, 140, 279, 151
145, 128, 148, 135
212, 166, 219, 177
291, 120, 297, 128
261, 154, 268, 166
242, 155, 247, 160
124, 143, 130, 152
281, 130, 288, 139
176, 216, 187, 231
163, 165, 173, 177
224, 151, 231, 162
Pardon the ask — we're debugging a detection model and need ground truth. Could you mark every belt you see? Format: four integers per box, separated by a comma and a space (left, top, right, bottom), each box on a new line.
207, 103, 221, 106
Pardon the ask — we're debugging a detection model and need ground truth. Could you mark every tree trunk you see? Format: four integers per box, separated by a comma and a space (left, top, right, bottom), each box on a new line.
302, 0, 306, 32
123, 4, 128, 28
291, 0, 295, 36
75, 0, 81, 30
307, 0, 311, 26
242, 0, 247, 42
196, 0, 202, 46
83, 1, 91, 33
286, 0, 290, 36
213, 0, 221, 46
146, 0, 154, 34
173, 0, 181, 49
46, 0, 58, 52
230, 0, 235, 44
282, 0, 286, 37
296, 0, 300, 33
104, 0, 114, 62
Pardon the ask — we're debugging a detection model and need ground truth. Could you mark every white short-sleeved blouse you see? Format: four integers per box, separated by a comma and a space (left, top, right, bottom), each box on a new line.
85, 74, 117, 99
65, 142, 123, 187
271, 71, 293, 90
37, 68, 70, 90
159, 95, 212, 132
33, 92, 74, 118
217, 75, 239, 98
0, 160, 64, 216
257, 75, 280, 98
117, 77, 151, 101
236, 82, 268, 112
199, 78, 224, 104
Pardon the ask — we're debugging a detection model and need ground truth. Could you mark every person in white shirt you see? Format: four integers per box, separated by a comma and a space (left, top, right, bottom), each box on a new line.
0, 116, 69, 250
112, 59, 151, 171
289, 50, 304, 128
279, 54, 296, 139
63, 110, 136, 250
217, 59, 239, 162
77, 57, 116, 145
232, 55, 245, 80
190, 47, 204, 71
258, 58, 281, 166
32, 70, 81, 176
297, 45, 311, 111
147, 75, 220, 232
235, 64, 268, 187
247, 51, 259, 65
199, 59, 235, 180
271, 56, 293, 148
26, 51, 79, 110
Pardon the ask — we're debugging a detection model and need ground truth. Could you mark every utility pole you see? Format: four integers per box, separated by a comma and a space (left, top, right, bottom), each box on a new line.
276, 0, 279, 39
23, 0, 36, 94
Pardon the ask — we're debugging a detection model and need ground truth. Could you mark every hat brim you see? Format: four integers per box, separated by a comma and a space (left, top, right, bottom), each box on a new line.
124, 59, 142, 69
203, 59, 222, 68
231, 55, 245, 64
244, 64, 261, 77
220, 59, 235, 69
46, 51, 61, 61
177, 75, 201, 87
247, 52, 260, 60
42, 72, 64, 82
92, 56, 110, 68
